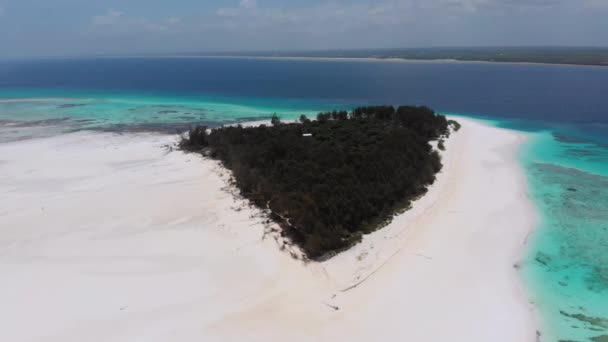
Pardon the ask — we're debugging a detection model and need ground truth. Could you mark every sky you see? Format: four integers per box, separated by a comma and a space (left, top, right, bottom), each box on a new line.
0, 0, 607, 58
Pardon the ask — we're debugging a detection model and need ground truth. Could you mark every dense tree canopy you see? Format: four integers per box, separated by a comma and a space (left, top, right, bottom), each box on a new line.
180, 106, 456, 258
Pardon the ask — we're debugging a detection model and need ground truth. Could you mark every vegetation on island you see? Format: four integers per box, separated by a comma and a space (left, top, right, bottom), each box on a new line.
180, 106, 458, 259
201, 47, 608, 66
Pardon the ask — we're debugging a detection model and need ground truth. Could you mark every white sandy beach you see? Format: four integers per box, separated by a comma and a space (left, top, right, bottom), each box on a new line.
128, 54, 606, 68
0, 118, 537, 342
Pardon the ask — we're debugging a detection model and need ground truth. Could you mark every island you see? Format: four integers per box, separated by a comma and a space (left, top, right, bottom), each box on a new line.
195, 46, 608, 67
180, 105, 459, 258
0, 111, 537, 342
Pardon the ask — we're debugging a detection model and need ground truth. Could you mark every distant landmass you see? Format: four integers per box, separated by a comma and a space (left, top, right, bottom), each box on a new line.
193, 47, 608, 66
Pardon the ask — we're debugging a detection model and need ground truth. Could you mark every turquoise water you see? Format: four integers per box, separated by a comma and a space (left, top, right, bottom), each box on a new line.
0, 88, 335, 142
5, 93, 607, 341
447, 114, 608, 341
518, 130, 608, 342
1, 57, 608, 341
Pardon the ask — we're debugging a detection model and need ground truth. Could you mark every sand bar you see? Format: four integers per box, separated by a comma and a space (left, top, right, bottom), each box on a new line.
0, 118, 537, 341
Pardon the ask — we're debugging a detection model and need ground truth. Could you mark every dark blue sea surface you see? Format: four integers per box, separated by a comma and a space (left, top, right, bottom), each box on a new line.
0, 58, 606, 121
0, 57, 607, 342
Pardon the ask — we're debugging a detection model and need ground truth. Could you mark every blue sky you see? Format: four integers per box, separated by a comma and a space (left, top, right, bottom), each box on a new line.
1, 0, 607, 58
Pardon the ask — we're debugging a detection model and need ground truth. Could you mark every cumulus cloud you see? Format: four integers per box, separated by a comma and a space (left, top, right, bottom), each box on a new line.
211, 0, 559, 33
78, 0, 605, 52
209, 1, 451, 36
92, 9, 124, 27
213, 1, 411, 33
217, 0, 259, 17
585, 0, 608, 9
91, 0, 572, 38
240, 0, 257, 10
90, 9, 182, 33
191, 0, 582, 50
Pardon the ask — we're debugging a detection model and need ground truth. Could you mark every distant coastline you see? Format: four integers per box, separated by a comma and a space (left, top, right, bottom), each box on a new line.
109, 54, 608, 69
113, 46, 608, 67
19, 47, 608, 68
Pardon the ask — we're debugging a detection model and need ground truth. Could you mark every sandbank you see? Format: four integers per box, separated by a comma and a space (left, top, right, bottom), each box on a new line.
0, 118, 537, 341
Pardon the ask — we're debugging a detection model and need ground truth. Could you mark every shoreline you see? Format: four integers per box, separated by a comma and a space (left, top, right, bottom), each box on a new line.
0, 118, 539, 341
319, 117, 539, 341
114, 54, 608, 69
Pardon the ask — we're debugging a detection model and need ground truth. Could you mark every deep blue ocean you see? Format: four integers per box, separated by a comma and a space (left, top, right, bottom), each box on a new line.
1, 57, 607, 341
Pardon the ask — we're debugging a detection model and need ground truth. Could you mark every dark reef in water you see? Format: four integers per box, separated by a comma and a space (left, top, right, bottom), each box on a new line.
180, 105, 458, 258
530, 162, 608, 297
95, 121, 217, 134
57, 103, 88, 109
560, 310, 608, 329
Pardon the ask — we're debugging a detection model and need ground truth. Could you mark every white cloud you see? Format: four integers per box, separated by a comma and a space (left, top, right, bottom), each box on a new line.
92, 9, 124, 27
585, 0, 608, 9
209, 0, 567, 36
167, 17, 182, 25
80, 0, 601, 51
217, 0, 258, 17
211, 1, 477, 34
240, 0, 257, 10
90, 9, 182, 33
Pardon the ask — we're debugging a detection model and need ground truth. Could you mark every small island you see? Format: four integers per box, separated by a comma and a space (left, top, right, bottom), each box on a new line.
180, 106, 459, 258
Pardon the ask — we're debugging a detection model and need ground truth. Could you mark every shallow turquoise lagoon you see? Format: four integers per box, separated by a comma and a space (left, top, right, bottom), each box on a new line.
495, 122, 608, 342
0, 89, 333, 141
519, 131, 608, 342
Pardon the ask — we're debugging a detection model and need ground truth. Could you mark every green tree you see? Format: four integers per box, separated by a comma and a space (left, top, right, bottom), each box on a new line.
271, 113, 281, 126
